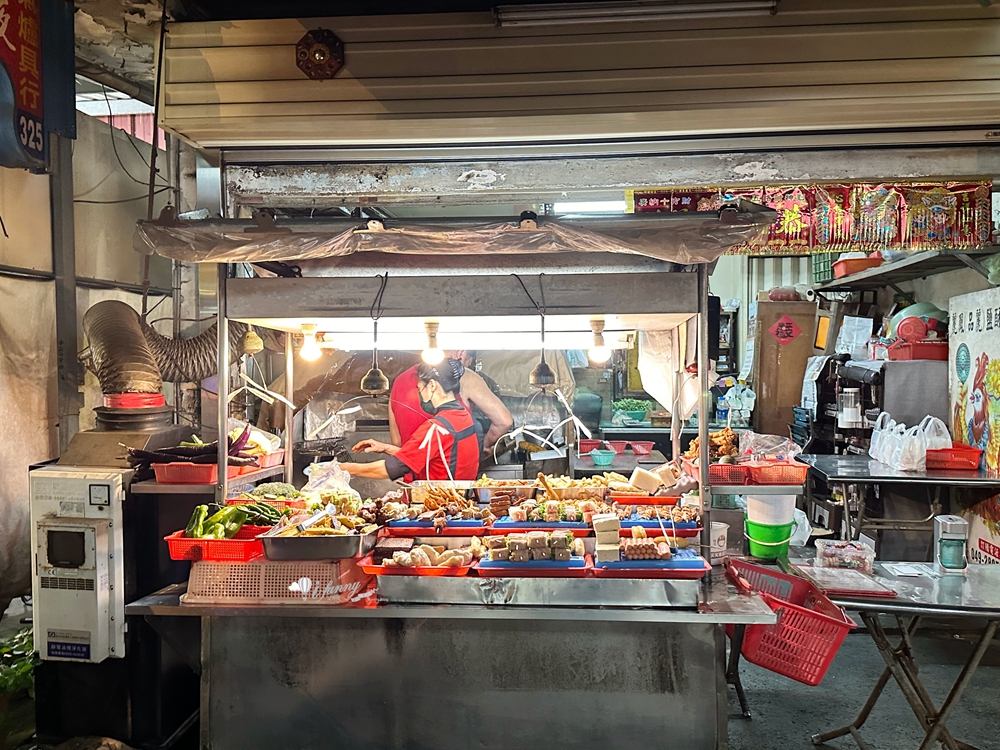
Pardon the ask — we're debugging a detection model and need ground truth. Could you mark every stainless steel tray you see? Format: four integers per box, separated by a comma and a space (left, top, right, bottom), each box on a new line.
376, 575, 699, 608
261, 528, 378, 560
471, 486, 538, 503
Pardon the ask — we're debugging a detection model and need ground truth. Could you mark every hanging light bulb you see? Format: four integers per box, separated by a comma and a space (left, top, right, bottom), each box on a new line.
588, 319, 612, 364
422, 321, 445, 365
299, 324, 322, 361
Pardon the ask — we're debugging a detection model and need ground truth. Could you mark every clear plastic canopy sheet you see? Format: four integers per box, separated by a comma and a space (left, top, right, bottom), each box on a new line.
135, 211, 774, 267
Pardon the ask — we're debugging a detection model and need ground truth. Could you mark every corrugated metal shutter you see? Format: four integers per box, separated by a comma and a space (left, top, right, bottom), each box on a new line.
161, 0, 1000, 148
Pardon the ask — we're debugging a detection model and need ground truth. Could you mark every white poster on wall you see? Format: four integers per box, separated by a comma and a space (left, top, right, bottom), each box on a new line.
949, 286, 1000, 563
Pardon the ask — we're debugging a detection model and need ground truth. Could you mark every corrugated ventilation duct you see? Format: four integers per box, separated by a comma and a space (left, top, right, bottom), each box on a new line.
82, 300, 247, 394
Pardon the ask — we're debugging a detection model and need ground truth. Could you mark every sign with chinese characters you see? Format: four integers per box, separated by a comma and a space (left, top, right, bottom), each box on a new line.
769, 315, 802, 347
0, 0, 43, 166
949, 286, 1000, 563
627, 182, 990, 256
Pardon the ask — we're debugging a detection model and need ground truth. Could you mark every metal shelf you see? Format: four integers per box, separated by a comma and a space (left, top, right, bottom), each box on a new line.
130, 465, 285, 495
710, 485, 803, 495
814, 249, 998, 294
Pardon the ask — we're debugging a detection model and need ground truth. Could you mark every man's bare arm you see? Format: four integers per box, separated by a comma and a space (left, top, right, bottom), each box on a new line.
460, 371, 514, 449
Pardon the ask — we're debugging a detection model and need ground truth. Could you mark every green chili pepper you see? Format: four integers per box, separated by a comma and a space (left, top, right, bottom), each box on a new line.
185, 506, 208, 538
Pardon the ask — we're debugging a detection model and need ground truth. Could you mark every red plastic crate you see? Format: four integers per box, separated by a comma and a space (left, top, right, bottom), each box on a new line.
833, 257, 882, 278
726, 559, 856, 686
227, 496, 309, 512
164, 526, 264, 562
887, 341, 948, 361
682, 457, 751, 485
746, 460, 809, 485
926, 442, 983, 470
153, 462, 243, 484
255, 449, 285, 469
629, 440, 655, 455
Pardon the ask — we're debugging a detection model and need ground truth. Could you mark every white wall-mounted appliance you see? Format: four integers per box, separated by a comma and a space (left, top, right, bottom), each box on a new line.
29, 467, 127, 663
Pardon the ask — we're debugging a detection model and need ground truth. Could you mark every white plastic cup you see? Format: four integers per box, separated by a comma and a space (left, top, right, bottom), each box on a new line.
746, 494, 797, 526
710, 521, 730, 564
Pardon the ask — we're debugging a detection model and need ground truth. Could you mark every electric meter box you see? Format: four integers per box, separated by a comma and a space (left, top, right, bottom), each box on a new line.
29, 467, 127, 663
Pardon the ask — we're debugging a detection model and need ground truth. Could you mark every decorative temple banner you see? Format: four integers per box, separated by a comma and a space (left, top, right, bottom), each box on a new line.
626, 182, 991, 256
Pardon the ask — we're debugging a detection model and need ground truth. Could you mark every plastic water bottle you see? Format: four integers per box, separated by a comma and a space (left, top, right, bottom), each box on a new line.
716, 396, 729, 425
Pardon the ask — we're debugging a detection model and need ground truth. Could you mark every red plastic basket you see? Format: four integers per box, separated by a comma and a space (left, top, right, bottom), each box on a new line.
629, 440, 655, 455
164, 526, 264, 562
926, 442, 983, 470
153, 462, 243, 484
726, 559, 855, 686
255, 450, 285, 469
682, 457, 751, 485
746, 460, 809, 485
577, 439, 603, 453
606, 440, 628, 454
227, 495, 309, 512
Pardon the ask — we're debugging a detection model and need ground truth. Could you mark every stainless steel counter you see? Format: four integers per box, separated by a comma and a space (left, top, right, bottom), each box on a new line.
830, 562, 1000, 618
127, 573, 775, 625
799, 454, 1000, 488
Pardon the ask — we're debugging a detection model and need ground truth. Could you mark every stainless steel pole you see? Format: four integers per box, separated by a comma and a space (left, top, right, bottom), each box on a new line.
284, 331, 295, 484
216, 265, 230, 504
698, 266, 712, 560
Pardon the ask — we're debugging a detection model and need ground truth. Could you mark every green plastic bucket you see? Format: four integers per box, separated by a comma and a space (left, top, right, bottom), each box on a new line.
745, 519, 794, 560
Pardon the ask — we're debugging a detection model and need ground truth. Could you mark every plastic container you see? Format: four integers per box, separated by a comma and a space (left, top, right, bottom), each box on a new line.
164, 526, 264, 563
726, 559, 856, 686
746, 494, 797, 526
745, 519, 794, 560
682, 457, 751, 486
577, 439, 602, 453
104, 392, 166, 409
154, 462, 243, 485
621, 410, 648, 421
746, 460, 809, 486
182, 558, 373, 606
887, 341, 949, 361
833, 256, 882, 279
710, 522, 729, 564
255, 449, 285, 469
815, 539, 875, 573
629, 440, 655, 455
605, 440, 628, 454
357, 555, 474, 577
927, 443, 983, 471
590, 449, 617, 466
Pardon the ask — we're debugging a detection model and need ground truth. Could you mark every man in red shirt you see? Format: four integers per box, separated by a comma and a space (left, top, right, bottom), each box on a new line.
389, 350, 512, 453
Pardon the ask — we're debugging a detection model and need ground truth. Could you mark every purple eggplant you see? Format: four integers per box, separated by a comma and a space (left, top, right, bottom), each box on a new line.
229, 424, 252, 456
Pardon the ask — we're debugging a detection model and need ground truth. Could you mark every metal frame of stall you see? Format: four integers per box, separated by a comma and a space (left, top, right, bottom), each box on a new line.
211, 258, 715, 549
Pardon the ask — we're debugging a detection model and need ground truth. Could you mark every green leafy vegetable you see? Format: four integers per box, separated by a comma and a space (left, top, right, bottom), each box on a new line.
250, 482, 300, 499
0, 628, 38, 698
612, 398, 653, 412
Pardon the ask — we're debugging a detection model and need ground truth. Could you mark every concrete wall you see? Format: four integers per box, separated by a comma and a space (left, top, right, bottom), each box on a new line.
0, 166, 58, 612
74, 112, 171, 287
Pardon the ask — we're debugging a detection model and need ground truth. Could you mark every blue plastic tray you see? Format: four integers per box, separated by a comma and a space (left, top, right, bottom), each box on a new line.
478, 556, 587, 569
617, 517, 698, 530
492, 519, 589, 530
595, 549, 706, 569
388, 518, 484, 528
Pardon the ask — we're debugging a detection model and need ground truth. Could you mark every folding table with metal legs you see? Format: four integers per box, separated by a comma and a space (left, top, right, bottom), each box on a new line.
811, 564, 1000, 750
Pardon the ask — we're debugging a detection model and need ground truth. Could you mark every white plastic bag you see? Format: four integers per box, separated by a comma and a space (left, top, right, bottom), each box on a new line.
880, 423, 907, 466
789, 508, 812, 547
869, 412, 893, 461
919, 416, 952, 451
890, 425, 927, 472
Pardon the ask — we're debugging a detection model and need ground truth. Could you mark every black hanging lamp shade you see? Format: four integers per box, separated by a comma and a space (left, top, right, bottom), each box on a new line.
530, 351, 556, 388
360, 320, 389, 394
